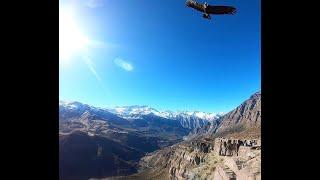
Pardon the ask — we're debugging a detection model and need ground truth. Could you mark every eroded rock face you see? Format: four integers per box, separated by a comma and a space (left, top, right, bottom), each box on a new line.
191, 141, 213, 153
202, 91, 261, 136
213, 138, 261, 157
215, 92, 261, 134
137, 142, 210, 180
135, 137, 260, 180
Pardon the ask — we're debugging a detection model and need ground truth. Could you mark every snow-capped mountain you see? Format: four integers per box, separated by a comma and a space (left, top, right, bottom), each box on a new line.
106, 105, 224, 132
60, 101, 223, 120
59, 101, 224, 134
107, 105, 224, 122
107, 105, 164, 119
171, 111, 224, 122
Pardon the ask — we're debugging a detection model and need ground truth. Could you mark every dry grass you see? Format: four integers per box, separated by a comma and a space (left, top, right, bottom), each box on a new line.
223, 127, 261, 139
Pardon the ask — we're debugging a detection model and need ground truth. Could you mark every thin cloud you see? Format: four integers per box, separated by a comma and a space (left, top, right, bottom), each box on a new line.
114, 58, 134, 72
85, 0, 104, 8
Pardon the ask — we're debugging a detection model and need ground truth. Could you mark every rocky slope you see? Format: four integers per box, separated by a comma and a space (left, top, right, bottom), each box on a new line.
114, 137, 261, 180
213, 91, 261, 134
113, 91, 261, 180
59, 131, 141, 180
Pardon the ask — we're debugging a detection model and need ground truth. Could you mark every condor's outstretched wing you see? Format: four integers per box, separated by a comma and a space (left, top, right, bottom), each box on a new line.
207, 5, 236, 15
186, 0, 205, 12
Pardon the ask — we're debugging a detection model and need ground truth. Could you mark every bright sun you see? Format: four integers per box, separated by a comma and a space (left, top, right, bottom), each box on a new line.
59, 6, 90, 65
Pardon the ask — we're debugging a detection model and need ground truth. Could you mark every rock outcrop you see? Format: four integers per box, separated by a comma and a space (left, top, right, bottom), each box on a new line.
122, 136, 260, 180
202, 91, 261, 137
213, 137, 261, 156
215, 91, 261, 134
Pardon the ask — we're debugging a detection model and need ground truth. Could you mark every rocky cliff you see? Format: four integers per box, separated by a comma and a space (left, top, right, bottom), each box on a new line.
215, 91, 261, 134
118, 136, 260, 180
114, 92, 261, 180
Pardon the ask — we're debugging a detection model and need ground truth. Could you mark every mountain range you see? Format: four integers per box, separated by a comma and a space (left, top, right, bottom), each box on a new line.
59, 102, 224, 139
59, 91, 261, 180
118, 91, 261, 180
59, 101, 223, 180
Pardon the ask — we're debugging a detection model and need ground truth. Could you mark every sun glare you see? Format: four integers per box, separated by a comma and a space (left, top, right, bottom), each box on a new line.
59, 6, 90, 66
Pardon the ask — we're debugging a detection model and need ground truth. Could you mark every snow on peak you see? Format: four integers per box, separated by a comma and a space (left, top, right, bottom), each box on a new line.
171, 111, 222, 121
59, 101, 224, 121
107, 105, 223, 121
59, 100, 84, 109
106, 105, 162, 119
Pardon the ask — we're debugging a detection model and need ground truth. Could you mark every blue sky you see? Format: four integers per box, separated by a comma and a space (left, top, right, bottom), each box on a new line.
59, 0, 261, 113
